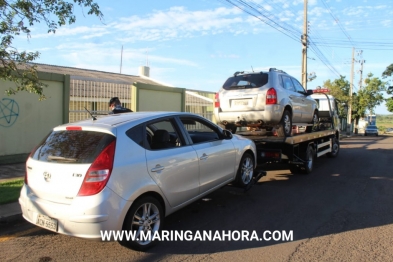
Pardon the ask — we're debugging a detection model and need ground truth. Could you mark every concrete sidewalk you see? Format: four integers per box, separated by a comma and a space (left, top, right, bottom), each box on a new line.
0, 163, 25, 223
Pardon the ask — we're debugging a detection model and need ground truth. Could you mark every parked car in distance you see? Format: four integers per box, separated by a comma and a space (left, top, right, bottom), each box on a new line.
364, 125, 379, 136
19, 112, 257, 251
214, 68, 319, 137
386, 128, 393, 134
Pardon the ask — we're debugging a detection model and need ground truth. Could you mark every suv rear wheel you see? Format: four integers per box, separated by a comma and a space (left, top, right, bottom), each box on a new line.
276, 110, 292, 137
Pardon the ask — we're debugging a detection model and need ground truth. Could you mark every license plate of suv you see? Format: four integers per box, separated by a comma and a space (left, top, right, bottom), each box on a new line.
36, 214, 58, 232
232, 99, 250, 106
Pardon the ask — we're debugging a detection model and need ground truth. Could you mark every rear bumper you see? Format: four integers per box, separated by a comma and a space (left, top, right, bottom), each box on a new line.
214, 104, 284, 126
19, 184, 130, 240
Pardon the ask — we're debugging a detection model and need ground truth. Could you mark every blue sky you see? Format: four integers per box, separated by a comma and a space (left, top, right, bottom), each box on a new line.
14, 0, 393, 114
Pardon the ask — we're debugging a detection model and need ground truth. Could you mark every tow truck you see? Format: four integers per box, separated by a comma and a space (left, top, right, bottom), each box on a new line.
241, 88, 340, 176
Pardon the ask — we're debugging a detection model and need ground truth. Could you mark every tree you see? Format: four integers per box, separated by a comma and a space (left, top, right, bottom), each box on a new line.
1, 0, 103, 100
382, 63, 393, 113
323, 74, 385, 133
323, 75, 350, 118
358, 73, 386, 115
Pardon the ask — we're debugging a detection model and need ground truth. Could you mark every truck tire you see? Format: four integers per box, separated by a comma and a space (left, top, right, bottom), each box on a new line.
327, 137, 339, 158
276, 110, 292, 137
301, 145, 314, 174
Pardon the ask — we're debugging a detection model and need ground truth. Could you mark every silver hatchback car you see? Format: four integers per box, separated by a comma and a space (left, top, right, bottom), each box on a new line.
214, 68, 319, 136
19, 112, 256, 251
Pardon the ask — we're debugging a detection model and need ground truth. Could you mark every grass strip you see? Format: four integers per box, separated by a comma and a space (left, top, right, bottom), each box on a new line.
0, 179, 24, 205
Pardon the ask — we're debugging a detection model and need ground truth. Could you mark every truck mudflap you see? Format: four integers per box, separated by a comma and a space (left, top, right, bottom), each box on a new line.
244, 169, 267, 192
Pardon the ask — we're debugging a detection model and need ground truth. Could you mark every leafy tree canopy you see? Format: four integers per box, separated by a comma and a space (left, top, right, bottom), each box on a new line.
0, 0, 103, 100
323, 75, 350, 118
358, 73, 386, 115
382, 63, 393, 78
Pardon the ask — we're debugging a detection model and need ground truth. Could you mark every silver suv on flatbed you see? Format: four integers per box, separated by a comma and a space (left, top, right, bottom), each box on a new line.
214, 68, 319, 136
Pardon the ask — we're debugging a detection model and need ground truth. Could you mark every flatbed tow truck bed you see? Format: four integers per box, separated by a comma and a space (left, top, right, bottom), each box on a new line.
238, 128, 340, 174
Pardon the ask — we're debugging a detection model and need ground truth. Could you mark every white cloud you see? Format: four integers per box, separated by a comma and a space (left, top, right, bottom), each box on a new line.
381, 20, 391, 27
33, 26, 108, 39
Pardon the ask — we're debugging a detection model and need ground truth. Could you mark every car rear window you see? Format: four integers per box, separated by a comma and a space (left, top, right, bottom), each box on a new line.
31, 130, 116, 164
222, 73, 268, 90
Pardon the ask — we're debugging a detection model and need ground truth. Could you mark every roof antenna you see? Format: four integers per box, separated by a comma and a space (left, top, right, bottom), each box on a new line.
84, 107, 97, 121
251, 65, 254, 72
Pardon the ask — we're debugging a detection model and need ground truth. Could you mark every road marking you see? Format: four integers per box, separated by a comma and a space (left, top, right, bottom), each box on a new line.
0, 227, 42, 243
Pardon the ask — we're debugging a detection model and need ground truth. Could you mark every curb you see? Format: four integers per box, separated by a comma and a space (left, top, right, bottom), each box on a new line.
0, 213, 24, 224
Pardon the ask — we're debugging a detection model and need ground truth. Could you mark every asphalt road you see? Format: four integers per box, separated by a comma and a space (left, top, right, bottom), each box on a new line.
1, 135, 393, 261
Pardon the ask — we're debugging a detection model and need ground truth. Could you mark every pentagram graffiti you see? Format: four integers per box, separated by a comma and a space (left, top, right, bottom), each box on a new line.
0, 98, 19, 127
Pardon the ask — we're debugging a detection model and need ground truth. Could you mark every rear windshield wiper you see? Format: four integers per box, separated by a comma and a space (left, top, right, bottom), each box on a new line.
47, 155, 77, 162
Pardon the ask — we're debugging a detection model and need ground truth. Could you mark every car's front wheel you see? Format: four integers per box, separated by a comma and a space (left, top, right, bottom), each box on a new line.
235, 152, 254, 187
120, 196, 164, 251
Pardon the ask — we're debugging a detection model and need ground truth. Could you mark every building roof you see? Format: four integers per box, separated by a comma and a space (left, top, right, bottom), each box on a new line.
34, 63, 165, 86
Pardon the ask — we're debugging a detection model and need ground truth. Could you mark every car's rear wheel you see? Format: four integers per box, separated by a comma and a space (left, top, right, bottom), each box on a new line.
235, 152, 254, 187
120, 196, 163, 251
277, 110, 292, 137
306, 110, 319, 133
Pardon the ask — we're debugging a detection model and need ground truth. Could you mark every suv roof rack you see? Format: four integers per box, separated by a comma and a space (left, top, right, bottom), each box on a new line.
269, 68, 287, 74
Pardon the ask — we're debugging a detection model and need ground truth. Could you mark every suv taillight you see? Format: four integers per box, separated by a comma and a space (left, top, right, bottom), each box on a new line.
266, 88, 277, 105
214, 93, 220, 108
78, 140, 116, 196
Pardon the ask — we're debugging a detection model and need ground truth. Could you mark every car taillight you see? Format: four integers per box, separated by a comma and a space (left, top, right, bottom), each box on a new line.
25, 165, 28, 185
266, 88, 277, 105
25, 146, 38, 185
78, 140, 116, 196
214, 93, 220, 108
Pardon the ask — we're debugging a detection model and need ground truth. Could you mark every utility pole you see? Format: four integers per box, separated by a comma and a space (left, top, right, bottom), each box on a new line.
347, 47, 355, 136
357, 50, 365, 89
301, 0, 308, 90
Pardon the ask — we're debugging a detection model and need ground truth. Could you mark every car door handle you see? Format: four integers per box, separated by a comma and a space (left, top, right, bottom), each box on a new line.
200, 153, 208, 160
151, 164, 165, 172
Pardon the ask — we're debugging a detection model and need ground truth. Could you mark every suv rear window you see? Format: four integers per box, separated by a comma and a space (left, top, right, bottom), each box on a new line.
222, 73, 268, 90
31, 130, 116, 164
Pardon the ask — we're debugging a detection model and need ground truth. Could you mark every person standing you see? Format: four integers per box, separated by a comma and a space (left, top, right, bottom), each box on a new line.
108, 97, 133, 114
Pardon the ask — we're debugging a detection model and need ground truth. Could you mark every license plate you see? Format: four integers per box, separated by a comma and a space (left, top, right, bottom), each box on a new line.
36, 214, 58, 232
232, 99, 250, 106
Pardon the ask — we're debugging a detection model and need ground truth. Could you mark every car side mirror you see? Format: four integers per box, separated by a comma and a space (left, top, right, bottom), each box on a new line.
222, 129, 233, 139
306, 89, 313, 96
